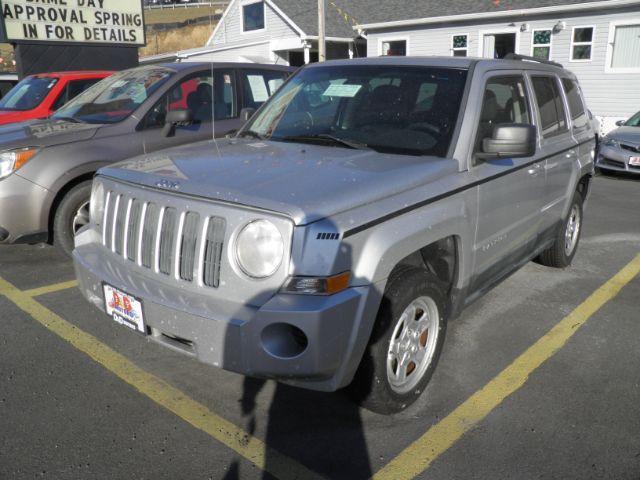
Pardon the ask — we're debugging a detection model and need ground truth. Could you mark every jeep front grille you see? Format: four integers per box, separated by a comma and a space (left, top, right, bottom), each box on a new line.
102, 191, 226, 287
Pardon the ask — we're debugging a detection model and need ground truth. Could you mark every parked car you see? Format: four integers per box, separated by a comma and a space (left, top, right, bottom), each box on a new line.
596, 110, 640, 175
0, 73, 18, 100
0, 71, 112, 125
0, 62, 293, 256
73, 56, 595, 414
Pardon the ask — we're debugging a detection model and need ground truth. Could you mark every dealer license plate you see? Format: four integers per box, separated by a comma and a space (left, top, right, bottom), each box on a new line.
103, 284, 146, 334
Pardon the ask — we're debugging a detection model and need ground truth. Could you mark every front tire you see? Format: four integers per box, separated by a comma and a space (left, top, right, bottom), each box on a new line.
350, 268, 448, 414
53, 180, 92, 257
538, 190, 584, 268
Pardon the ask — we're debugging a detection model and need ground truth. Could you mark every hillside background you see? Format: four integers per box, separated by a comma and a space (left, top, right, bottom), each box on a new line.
0, 4, 225, 73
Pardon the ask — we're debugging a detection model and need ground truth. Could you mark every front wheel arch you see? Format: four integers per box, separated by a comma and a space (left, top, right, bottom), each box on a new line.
47, 172, 95, 244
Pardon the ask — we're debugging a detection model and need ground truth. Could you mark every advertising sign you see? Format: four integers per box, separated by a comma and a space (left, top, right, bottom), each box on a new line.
0, 0, 145, 46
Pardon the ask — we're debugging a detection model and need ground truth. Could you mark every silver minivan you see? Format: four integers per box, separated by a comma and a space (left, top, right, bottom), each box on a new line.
0, 62, 292, 255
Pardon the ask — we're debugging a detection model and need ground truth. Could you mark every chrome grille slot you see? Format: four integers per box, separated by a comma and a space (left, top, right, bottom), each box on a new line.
158, 207, 177, 275
179, 212, 200, 282
97, 182, 235, 291
113, 195, 127, 255
202, 217, 226, 288
126, 200, 142, 261
102, 191, 113, 248
141, 203, 158, 269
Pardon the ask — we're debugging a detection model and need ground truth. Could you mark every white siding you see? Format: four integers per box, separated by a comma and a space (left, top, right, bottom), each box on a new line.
366, 7, 640, 127
209, 0, 299, 49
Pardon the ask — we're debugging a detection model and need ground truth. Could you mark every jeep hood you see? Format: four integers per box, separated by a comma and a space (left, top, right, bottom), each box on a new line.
100, 139, 458, 225
0, 118, 99, 150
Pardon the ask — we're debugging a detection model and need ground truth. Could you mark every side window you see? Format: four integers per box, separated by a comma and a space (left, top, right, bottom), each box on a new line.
241, 70, 286, 110
531, 76, 568, 138
143, 70, 236, 129
474, 76, 531, 153
52, 79, 101, 111
561, 78, 589, 129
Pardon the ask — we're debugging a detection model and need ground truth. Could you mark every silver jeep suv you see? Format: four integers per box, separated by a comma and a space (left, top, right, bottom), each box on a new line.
74, 56, 596, 414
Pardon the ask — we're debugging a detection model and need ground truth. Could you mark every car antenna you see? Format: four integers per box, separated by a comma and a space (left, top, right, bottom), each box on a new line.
210, 60, 221, 159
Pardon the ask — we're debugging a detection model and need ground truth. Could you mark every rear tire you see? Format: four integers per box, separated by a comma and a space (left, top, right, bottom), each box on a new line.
349, 267, 448, 414
53, 180, 92, 257
538, 190, 584, 268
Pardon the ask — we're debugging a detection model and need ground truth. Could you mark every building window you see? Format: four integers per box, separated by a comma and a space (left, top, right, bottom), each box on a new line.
242, 1, 265, 32
452, 35, 468, 57
609, 22, 640, 71
570, 26, 594, 61
381, 40, 407, 56
532, 29, 552, 60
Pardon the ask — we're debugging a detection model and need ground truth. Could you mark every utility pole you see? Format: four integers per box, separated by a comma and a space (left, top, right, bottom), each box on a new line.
318, 0, 326, 62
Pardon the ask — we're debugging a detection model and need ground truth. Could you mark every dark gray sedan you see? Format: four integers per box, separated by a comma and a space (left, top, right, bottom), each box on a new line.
0, 62, 292, 255
597, 110, 640, 175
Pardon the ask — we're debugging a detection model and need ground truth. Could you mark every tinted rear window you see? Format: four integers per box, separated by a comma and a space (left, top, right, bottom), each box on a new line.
561, 78, 589, 129
531, 76, 568, 138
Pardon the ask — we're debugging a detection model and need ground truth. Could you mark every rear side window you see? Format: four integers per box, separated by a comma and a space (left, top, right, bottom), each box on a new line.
241, 70, 287, 110
531, 76, 568, 138
561, 78, 589, 129
475, 76, 531, 153
52, 78, 103, 111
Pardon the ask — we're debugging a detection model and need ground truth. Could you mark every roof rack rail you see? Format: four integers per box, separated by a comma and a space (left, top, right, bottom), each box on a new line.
504, 53, 563, 69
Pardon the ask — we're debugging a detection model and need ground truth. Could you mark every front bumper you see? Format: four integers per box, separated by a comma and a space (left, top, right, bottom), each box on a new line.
73, 238, 377, 392
597, 144, 640, 174
0, 173, 50, 244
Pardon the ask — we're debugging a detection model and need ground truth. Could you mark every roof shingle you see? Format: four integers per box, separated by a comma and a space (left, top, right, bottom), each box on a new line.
272, 0, 614, 37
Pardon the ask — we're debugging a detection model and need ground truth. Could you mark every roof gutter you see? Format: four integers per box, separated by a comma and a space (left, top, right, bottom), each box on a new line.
354, 0, 640, 31
175, 40, 271, 59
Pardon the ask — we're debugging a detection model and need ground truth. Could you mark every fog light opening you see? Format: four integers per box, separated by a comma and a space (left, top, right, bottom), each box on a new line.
261, 323, 308, 359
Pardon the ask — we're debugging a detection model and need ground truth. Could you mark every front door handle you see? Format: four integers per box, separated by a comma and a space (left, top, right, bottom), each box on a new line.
527, 163, 542, 176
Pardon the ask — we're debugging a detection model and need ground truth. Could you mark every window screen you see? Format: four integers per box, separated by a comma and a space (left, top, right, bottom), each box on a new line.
531, 76, 568, 138
611, 24, 640, 69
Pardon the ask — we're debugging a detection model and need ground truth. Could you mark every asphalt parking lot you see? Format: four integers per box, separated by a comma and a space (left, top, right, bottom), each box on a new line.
0, 173, 638, 480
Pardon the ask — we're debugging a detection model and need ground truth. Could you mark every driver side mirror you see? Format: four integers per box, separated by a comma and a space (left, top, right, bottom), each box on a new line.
476, 124, 536, 160
615, 119, 626, 127
162, 108, 194, 137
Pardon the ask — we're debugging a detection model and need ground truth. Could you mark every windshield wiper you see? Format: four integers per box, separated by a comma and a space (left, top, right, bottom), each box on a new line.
237, 129, 265, 140
275, 134, 370, 150
53, 116, 84, 124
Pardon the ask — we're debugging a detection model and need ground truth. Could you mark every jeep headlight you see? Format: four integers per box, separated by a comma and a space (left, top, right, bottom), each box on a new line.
89, 180, 105, 225
235, 219, 284, 278
0, 147, 40, 180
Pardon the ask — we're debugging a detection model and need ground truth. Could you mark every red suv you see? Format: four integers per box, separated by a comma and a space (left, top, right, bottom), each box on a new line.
0, 71, 112, 125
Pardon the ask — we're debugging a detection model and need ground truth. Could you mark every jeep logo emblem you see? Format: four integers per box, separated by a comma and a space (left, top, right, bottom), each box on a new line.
155, 179, 180, 190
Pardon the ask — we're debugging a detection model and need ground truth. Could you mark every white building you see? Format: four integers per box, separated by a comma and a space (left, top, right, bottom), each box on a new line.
174, 0, 640, 133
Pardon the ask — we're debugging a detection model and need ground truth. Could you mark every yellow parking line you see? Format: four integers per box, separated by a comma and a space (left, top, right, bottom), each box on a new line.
373, 253, 640, 480
0, 276, 324, 480
23, 280, 78, 298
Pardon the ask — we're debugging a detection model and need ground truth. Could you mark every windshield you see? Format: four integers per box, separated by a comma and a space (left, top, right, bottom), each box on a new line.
52, 67, 173, 124
625, 111, 640, 127
0, 76, 58, 111
242, 65, 468, 157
